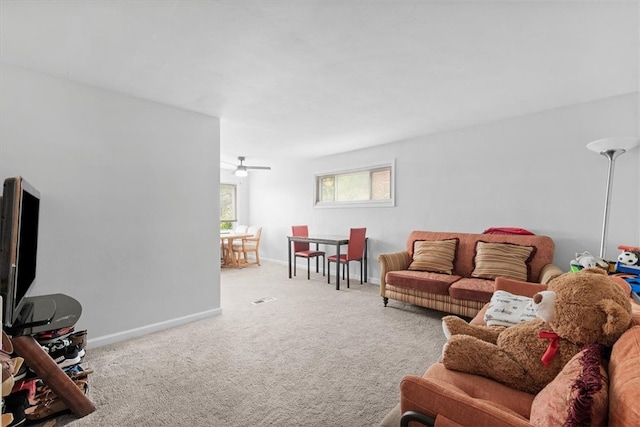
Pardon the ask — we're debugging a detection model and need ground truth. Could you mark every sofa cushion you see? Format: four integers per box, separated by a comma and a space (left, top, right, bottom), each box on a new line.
408, 238, 459, 274
421, 363, 534, 419
530, 343, 608, 427
608, 326, 640, 426
471, 241, 536, 282
400, 375, 530, 427
448, 278, 494, 303
385, 270, 460, 295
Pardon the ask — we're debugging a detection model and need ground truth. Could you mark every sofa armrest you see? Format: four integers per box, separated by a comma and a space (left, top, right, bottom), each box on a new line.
538, 263, 563, 284
377, 251, 411, 296
400, 375, 531, 427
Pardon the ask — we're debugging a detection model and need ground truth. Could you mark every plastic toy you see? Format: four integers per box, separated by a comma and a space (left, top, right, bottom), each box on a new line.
569, 251, 608, 272
616, 245, 640, 275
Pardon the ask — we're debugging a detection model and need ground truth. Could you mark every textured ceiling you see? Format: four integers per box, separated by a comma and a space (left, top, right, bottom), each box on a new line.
1, 1, 638, 167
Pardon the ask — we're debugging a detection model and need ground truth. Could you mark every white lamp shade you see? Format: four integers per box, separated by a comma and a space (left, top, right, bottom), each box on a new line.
586, 137, 640, 153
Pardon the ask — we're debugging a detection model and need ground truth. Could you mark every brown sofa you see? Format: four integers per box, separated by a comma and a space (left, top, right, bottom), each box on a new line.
381, 278, 640, 427
377, 231, 562, 318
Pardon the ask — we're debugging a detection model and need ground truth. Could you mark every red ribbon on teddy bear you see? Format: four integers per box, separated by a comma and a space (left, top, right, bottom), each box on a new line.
538, 330, 560, 366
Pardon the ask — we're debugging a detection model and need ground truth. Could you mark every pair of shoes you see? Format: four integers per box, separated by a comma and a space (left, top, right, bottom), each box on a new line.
26, 378, 89, 422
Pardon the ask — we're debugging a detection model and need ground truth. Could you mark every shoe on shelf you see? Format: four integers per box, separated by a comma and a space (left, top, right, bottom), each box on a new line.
41, 338, 72, 354
3, 389, 29, 426
45, 346, 81, 369
2, 357, 24, 397
9, 378, 36, 401
68, 330, 88, 350
1, 413, 15, 427
25, 397, 71, 422
63, 364, 93, 380
34, 326, 75, 344
11, 362, 29, 382
27, 378, 89, 422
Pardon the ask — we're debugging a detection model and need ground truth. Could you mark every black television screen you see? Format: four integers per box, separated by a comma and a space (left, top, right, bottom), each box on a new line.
0, 176, 40, 327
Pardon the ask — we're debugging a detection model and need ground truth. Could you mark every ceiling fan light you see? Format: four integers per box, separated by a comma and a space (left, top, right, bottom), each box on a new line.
235, 166, 248, 177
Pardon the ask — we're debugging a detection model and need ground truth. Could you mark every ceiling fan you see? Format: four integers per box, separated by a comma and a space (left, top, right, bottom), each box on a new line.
233, 156, 271, 177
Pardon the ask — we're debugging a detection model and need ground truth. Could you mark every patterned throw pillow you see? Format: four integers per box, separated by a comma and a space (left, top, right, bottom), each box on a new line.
471, 241, 535, 282
483, 290, 537, 327
530, 344, 608, 427
408, 239, 459, 274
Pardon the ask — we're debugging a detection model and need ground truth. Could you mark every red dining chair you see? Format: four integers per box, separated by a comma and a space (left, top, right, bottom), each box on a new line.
327, 227, 366, 288
292, 225, 325, 280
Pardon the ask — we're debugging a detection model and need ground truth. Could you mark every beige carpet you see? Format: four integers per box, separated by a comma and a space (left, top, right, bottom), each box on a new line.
40, 261, 447, 426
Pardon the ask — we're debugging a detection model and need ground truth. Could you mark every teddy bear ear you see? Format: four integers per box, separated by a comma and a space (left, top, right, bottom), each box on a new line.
580, 267, 608, 276
597, 299, 632, 336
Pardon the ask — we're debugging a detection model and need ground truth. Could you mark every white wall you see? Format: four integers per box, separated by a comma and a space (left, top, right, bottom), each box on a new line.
249, 93, 639, 282
0, 64, 221, 346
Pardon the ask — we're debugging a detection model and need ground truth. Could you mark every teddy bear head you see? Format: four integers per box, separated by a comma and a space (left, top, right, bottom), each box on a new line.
533, 267, 632, 346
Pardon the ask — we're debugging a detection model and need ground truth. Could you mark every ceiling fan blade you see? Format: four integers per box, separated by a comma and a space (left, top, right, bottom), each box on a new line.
220, 160, 237, 171
245, 166, 271, 170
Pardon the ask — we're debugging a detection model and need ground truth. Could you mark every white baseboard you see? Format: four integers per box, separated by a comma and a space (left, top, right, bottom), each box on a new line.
87, 307, 222, 349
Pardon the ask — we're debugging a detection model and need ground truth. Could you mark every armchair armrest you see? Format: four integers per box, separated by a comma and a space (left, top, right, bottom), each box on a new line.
400, 375, 531, 427
538, 263, 563, 284
400, 411, 435, 427
377, 251, 411, 296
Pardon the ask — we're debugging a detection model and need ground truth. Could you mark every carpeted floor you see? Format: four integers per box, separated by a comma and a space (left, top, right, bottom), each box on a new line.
39, 261, 448, 426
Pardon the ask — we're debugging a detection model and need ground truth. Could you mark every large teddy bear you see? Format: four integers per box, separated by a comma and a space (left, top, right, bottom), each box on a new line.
441, 267, 632, 394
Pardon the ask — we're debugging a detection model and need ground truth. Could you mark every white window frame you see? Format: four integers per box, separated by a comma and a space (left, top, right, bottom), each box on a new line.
314, 159, 395, 208
220, 183, 238, 227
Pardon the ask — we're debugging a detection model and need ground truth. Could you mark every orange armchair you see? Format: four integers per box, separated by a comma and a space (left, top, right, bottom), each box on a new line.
395, 277, 640, 427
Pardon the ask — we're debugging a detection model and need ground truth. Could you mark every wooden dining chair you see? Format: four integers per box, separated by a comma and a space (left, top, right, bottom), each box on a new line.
292, 225, 325, 279
232, 226, 262, 266
224, 224, 248, 262
327, 227, 366, 288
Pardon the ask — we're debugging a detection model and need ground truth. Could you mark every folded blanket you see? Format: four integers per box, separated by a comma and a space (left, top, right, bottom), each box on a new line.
484, 290, 537, 327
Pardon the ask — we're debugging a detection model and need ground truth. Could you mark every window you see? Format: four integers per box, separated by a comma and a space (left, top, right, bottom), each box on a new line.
220, 183, 237, 229
315, 161, 395, 208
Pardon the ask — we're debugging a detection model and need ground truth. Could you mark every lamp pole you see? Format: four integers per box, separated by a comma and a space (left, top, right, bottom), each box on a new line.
586, 137, 640, 260
597, 148, 625, 259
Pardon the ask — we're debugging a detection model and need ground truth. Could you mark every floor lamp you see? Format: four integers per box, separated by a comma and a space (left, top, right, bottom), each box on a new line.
586, 136, 640, 259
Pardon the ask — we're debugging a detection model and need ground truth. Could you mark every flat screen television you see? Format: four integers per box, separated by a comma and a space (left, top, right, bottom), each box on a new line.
0, 176, 41, 328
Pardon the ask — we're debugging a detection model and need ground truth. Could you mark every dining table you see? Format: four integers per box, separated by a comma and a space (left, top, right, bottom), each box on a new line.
220, 232, 252, 268
287, 234, 368, 290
